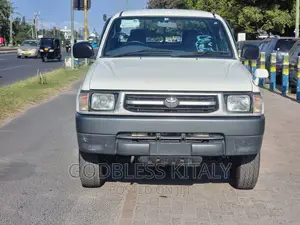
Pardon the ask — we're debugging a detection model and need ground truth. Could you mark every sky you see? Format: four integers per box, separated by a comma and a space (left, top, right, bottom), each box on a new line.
10, 0, 148, 33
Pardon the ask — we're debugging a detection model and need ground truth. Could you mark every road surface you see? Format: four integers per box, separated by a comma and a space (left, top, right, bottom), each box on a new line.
0, 84, 300, 225
0, 51, 69, 87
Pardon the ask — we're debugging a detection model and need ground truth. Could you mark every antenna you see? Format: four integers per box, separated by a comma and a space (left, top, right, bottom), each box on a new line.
212, 10, 216, 18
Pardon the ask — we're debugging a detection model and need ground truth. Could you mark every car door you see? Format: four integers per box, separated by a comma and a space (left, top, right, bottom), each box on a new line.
289, 42, 300, 66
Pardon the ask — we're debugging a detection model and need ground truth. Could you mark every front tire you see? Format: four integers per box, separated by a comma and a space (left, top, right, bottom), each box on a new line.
79, 152, 106, 188
230, 153, 260, 190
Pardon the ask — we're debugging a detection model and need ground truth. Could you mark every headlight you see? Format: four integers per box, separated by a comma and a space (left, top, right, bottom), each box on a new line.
91, 93, 115, 111
226, 95, 251, 112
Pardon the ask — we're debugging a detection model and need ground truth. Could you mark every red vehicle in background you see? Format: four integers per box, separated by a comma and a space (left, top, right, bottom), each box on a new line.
0, 37, 5, 46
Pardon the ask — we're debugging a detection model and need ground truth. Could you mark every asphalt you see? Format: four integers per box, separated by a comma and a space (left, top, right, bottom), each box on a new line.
0, 51, 70, 87
0, 82, 126, 225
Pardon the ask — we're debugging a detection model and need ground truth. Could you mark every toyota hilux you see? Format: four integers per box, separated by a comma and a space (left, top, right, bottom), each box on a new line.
73, 9, 268, 190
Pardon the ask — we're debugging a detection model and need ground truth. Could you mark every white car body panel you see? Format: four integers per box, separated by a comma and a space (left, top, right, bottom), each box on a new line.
81, 58, 254, 91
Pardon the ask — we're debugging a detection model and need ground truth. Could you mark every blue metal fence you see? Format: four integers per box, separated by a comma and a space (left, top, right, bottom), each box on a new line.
242, 52, 300, 101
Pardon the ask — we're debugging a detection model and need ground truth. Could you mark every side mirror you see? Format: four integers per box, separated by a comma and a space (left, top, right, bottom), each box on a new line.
241, 44, 260, 60
297, 52, 300, 56
73, 42, 94, 58
254, 68, 269, 79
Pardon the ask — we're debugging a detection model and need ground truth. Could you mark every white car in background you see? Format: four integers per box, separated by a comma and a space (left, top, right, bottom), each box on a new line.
17, 40, 40, 58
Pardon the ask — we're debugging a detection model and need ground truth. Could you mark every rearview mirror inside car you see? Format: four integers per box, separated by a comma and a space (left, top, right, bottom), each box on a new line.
254, 68, 269, 79
241, 44, 260, 60
73, 41, 94, 59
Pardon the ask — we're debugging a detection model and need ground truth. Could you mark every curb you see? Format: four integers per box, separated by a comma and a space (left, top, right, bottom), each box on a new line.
0, 50, 16, 54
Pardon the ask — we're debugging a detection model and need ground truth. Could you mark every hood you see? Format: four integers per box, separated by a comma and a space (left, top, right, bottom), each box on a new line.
87, 58, 253, 92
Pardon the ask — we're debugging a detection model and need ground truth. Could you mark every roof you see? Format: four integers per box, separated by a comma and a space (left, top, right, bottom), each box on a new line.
115, 9, 217, 19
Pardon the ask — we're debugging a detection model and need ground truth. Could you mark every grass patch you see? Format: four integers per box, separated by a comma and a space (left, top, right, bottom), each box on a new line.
0, 66, 89, 123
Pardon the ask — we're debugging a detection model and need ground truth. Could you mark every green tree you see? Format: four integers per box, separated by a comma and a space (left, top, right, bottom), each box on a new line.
147, 0, 297, 36
147, 0, 186, 9
0, 0, 12, 43
12, 17, 32, 45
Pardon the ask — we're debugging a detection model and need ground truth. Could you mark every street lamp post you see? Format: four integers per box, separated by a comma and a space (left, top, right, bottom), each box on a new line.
70, 0, 75, 69
296, 0, 299, 38
84, 0, 88, 65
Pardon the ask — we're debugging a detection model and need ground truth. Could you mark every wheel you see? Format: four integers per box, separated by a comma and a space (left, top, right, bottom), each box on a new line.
290, 86, 297, 94
17, 55, 21, 58
230, 153, 260, 190
79, 152, 106, 188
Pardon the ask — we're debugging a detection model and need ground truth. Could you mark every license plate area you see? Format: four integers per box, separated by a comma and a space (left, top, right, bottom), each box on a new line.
138, 155, 202, 165
150, 142, 191, 156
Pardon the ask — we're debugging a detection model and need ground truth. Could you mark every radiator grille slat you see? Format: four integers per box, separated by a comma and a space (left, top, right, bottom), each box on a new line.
124, 94, 219, 113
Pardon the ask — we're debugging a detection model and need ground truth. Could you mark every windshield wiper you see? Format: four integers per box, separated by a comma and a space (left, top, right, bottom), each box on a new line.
172, 51, 231, 57
111, 49, 173, 57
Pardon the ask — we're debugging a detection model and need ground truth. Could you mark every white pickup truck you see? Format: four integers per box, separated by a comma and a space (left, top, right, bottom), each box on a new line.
73, 9, 268, 190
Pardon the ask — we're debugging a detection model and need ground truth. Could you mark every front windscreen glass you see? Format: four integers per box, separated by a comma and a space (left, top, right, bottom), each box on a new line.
40, 38, 53, 46
102, 16, 234, 58
21, 40, 38, 46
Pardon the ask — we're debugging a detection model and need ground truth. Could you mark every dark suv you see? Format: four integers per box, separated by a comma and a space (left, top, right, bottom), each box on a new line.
258, 37, 299, 83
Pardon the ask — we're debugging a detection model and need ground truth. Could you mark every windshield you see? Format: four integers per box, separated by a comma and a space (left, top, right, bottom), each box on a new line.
103, 16, 234, 58
40, 38, 53, 46
274, 39, 297, 52
21, 40, 38, 46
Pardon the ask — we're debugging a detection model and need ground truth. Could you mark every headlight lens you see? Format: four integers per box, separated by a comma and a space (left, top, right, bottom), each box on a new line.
227, 95, 251, 112
91, 93, 115, 110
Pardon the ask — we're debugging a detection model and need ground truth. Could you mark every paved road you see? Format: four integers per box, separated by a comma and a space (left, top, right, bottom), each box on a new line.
0, 51, 69, 87
0, 85, 300, 225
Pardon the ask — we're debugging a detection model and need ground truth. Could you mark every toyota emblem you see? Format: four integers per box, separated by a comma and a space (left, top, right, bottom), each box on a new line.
164, 96, 179, 108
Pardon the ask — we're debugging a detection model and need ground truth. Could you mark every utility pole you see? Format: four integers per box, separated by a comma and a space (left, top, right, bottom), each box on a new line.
296, 0, 300, 38
125, 0, 128, 10
33, 12, 40, 39
84, 0, 88, 65
32, 21, 35, 39
70, 0, 75, 69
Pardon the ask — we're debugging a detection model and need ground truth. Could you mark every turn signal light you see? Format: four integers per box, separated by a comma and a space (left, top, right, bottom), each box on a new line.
78, 93, 89, 111
253, 94, 263, 114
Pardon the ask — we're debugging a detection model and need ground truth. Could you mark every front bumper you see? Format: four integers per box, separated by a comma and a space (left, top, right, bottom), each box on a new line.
17, 51, 38, 57
76, 114, 265, 157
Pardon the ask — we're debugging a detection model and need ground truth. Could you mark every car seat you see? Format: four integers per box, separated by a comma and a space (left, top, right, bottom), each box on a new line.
127, 29, 147, 43
182, 30, 199, 51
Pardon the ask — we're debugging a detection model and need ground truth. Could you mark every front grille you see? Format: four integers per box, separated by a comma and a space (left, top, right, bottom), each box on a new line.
124, 94, 218, 113
117, 132, 224, 143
